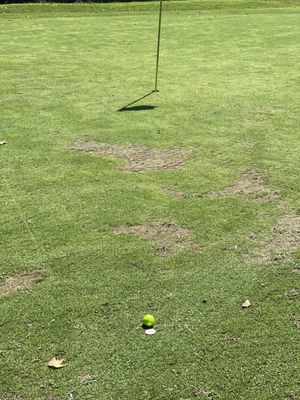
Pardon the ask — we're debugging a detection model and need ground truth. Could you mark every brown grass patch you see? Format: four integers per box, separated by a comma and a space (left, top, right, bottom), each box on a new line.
113, 222, 199, 257
164, 170, 279, 202
206, 170, 267, 197
0, 271, 43, 297
283, 289, 300, 300
163, 187, 187, 198
79, 373, 96, 384
3, 396, 23, 400
69, 139, 189, 172
248, 212, 300, 262
195, 387, 215, 399
39, 397, 63, 400
289, 316, 300, 329
38, 396, 62, 400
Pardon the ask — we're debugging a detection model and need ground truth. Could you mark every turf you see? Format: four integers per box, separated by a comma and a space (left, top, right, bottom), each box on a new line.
0, 1, 300, 399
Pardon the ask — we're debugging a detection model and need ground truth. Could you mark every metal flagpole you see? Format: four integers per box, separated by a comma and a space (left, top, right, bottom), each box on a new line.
154, 0, 163, 92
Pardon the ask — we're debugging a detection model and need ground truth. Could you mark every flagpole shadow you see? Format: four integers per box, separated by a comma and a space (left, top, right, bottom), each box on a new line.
117, 90, 158, 112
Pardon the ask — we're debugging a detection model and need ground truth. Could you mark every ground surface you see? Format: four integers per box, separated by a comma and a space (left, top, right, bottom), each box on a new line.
0, 1, 300, 399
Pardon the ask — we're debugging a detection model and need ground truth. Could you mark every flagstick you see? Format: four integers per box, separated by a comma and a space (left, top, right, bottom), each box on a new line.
154, 0, 163, 92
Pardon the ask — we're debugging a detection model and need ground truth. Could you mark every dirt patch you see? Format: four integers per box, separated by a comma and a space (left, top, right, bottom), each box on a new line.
289, 316, 300, 329
39, 397, 63, 400
130, 260, 151, 270
283, 289, 300, 300
292, 268, 300, 274
69, 139, 189, 172
248, 212, 300, 262
4, 396, 23, 400
113, 222, 199, 257
0, 271, 43, 297
164, 170, 279, 202
195, 387, 215, 399
79, 373, 96, 383
163, 187, 187, 198
206, 170, 268, 197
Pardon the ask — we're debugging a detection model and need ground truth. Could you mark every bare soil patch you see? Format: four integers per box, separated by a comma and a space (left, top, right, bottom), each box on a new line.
4, 396, 23, 400
292, 268, 300, 274
69, 139, 189, 172
289, 316, 300, 329
164, 170, 279, 202
79, 373, 96, 383
0, 271, 43, 297
283, 288, 300, 300
113, 222, 199, 257
206, 170, 268, 197
39, 398, 62, 400
248, 212, 300, 262
195, 387, 215, 399
163, 187, 187, 198
39, 397, 63, 400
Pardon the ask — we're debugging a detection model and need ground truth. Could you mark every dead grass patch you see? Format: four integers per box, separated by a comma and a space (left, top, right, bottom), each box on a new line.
39, 397, 63, 400
79, 373, 96, 384
69, 139, 189, 172
289, 316, 300, 329
164, 170, 279, 202
206, 170, 268, 197
292, 268, 300, 274
195, 387, 215, 399
39, 398, 62, 400
163, 187, 187, 198
113, 222, 199, 257
248, 212, 300, 262
4, 396, 23, 400
0, 271, 43, 297
283, 289, 300, 300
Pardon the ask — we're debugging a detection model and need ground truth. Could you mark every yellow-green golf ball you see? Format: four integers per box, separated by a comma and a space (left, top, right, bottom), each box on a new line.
143, 314, 155, 327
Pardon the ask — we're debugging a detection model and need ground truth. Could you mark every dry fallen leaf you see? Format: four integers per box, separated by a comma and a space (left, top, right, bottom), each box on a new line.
48, 357, 65, 369
0, 140, 6, 145
242, 299, 251, 308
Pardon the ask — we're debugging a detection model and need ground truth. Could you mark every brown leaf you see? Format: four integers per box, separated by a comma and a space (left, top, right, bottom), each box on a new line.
48, 357, 65, 369
0, 140, 6, 145
242, 299, 251, 308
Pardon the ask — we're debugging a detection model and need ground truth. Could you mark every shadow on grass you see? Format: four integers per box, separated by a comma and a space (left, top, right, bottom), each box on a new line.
117, 90, 157, 112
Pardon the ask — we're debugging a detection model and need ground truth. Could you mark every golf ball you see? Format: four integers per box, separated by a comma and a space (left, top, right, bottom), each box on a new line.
143, 314, 155, 327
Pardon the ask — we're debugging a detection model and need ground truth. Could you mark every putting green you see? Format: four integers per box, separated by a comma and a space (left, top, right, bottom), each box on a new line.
0, 2, 299, 399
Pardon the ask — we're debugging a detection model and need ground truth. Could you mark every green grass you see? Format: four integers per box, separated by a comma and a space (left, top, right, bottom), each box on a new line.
0, 1, 300, 399
0, 0, 299, 16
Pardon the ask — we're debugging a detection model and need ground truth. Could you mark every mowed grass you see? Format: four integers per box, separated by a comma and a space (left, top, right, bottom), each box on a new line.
0, 1, 300, 399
